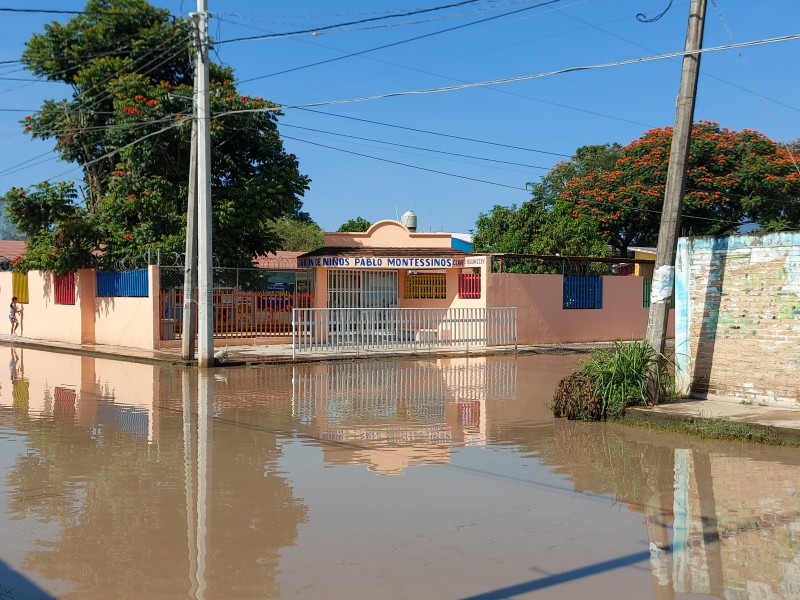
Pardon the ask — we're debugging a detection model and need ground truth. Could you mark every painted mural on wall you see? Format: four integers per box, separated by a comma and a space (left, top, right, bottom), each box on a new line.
675, 231, 800, 405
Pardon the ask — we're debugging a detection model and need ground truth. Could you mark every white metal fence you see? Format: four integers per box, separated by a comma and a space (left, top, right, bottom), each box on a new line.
291, 307, 516, 356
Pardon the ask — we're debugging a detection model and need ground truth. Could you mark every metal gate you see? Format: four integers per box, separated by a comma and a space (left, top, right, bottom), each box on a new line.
327, 270, 398, 345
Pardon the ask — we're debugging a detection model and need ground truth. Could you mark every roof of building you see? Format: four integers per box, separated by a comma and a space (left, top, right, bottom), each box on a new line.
0, 240, 25, 259
298, 246, 468, 259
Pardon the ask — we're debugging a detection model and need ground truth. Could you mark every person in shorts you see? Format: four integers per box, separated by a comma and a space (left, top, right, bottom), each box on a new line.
9, 296, 21, 335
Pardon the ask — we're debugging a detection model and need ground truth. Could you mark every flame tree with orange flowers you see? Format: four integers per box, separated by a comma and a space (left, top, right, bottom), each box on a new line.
560, 122, 800, 257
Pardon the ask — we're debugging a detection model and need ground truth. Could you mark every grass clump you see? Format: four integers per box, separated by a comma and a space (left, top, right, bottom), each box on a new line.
552, 340, 665, 421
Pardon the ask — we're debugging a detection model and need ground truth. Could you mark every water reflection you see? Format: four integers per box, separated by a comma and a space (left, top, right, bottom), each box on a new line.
0, 349, 798, 599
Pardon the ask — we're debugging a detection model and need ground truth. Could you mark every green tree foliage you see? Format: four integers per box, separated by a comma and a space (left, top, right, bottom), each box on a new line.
561, 122, 800, 256
472, 145, 617, 271
6, 0, 309, 273
5, 182, 102, 273
269, 216, 323, 252
337, 216, 371, 232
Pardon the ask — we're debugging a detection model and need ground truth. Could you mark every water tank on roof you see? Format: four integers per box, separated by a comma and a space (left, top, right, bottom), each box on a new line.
400, 210, 417, 232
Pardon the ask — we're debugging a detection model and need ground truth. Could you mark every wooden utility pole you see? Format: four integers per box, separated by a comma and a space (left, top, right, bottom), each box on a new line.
192, 0, 214, 368
645, 0, 707, 402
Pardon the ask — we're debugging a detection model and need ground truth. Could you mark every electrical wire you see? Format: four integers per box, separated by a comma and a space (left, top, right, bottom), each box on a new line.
219, 3, 645, 128
215, 0, 543, 38
237, 0, 566, 83
283, 133, 754, 229
41, 119, 186, 183
709, 0, 800, 176
280, 123, 552, 169
215, 0, 489, 44
554, 3, 800, 114
282, 134, 527, 191
219, 32, 800, 115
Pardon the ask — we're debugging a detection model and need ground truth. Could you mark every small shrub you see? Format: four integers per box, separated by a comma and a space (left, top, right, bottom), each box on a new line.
551, 371, 601, 420
551, 340, 668, 421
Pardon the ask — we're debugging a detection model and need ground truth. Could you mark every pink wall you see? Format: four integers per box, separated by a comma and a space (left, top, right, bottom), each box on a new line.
0, 268, 159, 350
94, 267, 158, 349
0, 348, 161, 440
487, 273, 674, 344
1, 270, 85, 344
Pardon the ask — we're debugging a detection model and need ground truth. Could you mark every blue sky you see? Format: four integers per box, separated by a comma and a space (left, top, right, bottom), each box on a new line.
1, 0, 799, 235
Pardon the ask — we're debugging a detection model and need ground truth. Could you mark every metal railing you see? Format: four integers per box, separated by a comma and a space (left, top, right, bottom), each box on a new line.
291, 307, 516, 356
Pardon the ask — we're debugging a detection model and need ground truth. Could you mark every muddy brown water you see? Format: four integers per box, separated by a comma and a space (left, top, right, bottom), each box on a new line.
1, 348, 798, 599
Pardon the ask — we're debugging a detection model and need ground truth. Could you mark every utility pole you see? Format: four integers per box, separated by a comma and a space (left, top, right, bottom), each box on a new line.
645, 0, 707, 402
181, 81, 198, 361
191, 0, 214, 368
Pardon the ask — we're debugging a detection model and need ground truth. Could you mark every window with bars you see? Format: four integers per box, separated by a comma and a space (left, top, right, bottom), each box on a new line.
405, 273, 446, 299
458, 273, 481, 299
563, 275, 602, 309
328, 270, 398, 308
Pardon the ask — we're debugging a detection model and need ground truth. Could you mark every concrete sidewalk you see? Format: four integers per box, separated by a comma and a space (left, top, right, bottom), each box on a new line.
627, 399, 800, 443
0, 332, 598, 367
2, 333, 799, 440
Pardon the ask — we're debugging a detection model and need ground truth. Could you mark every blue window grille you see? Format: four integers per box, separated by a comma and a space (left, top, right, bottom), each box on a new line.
563, 276, 603, 309
97, 270, 149, 297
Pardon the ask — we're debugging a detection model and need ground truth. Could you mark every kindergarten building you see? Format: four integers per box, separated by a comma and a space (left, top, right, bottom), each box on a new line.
0, 214, 670, 354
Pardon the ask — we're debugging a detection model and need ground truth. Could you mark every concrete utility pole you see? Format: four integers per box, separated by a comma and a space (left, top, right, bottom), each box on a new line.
192, 0, 214, 368
181, 84, 198, 361
645, 0, 707, 403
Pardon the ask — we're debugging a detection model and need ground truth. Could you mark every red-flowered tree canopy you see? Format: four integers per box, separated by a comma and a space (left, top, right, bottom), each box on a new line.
559, 122, 800, 257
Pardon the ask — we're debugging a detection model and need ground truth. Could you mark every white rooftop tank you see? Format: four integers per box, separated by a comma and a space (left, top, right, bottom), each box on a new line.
400, 210, 417, 232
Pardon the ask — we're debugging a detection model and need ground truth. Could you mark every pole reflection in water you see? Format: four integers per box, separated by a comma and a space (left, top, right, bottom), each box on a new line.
182, 369, 198, 599
197, 369, 213, 600
0, 349, 799, 599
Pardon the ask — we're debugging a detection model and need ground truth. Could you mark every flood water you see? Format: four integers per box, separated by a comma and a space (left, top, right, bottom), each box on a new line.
1, 348, 799, 599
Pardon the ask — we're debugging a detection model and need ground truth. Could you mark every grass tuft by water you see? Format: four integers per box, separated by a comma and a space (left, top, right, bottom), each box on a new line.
551, 340, 669, 421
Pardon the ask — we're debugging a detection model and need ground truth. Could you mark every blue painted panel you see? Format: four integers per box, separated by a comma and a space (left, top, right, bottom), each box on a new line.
97, 270, 149, 297
451, 238, 473, 252
563, 276, 603, 309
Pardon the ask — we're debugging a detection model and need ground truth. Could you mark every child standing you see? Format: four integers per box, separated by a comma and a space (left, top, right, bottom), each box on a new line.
9, 296, 21, 335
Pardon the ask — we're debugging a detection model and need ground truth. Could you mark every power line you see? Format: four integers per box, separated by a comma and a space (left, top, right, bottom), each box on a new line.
283, 133, 754, 229
282, 134, 527, 191
554, 3, 800, 114
215, 0, 488, 44
222, 32, 800, 113
280, 123, 552, 169
237, 0, 565, 83
227, 3, 644, 128
287, 109, 571, 157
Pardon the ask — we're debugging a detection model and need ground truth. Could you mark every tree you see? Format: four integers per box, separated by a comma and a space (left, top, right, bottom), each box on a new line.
472, 145, 618, 269
5, 182, 102, 272
268, 216, 323, 252
337, 217, 371, 232
6, 0, 309, 273
560, 122, 800, 256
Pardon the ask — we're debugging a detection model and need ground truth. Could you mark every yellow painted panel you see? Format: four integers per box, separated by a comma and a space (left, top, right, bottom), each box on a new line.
12, 272, 29, 303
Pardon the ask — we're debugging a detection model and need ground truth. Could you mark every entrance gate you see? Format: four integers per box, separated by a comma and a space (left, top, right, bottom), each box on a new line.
327, 270, 399, 344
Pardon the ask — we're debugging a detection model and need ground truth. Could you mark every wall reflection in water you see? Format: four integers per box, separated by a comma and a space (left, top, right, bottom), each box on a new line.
291, 359, 517, 474
536, 422, 800, 599
0, 349, 799, 599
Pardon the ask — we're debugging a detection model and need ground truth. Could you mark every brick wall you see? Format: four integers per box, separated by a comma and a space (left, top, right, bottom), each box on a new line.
675, 232, 800, 406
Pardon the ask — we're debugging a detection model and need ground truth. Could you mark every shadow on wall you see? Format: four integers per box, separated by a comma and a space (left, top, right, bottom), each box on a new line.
691, 236, 729, 397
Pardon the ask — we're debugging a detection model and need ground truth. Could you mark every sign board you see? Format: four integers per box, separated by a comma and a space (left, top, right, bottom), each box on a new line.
297, 255, 487, 269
